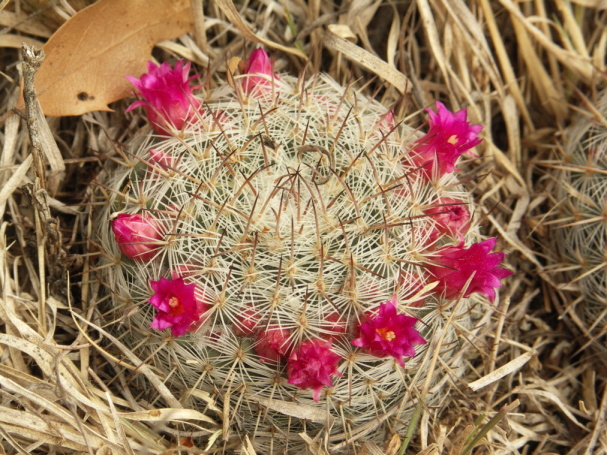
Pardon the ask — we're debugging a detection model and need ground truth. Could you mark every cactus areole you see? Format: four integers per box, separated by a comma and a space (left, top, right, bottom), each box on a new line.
96, 51, 510, 452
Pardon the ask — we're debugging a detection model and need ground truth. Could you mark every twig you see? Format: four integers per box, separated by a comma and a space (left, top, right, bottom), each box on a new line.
20, 45, 47, 191
21, 44, 71, 333
21, 44, 48, 336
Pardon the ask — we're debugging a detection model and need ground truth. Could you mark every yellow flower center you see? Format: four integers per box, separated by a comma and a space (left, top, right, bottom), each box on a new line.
447, 134, 459, 145
377, 327, 396, 342
169, 296, 179, 307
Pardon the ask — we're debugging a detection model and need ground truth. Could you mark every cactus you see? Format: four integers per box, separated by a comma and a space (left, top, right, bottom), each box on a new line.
551, 90, 607, 354
95, 51, 510, 452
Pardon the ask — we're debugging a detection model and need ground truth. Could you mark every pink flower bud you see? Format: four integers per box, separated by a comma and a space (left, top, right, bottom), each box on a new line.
149, 277, 208, 338
287, 339, 342, 402
321, 312, 348, 340
351, 297, 426, 367
410, 101, 482, 179
423, 198, 471, 243
377, 110, 396, 134
111, 213, 163, 261
233, 305, 261, 337
241, 49, 278, 95
397, 273, 427, 308
126, 60, 201, 135
149, 149, 176, 171
255, 327, 292, 363
426, 238, 512, 302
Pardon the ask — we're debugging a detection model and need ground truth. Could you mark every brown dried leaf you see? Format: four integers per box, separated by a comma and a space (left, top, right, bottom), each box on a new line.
24, 0, 193, 116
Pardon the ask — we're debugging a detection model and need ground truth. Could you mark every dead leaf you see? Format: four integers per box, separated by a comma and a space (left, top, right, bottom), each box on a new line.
20, 0, 193, 116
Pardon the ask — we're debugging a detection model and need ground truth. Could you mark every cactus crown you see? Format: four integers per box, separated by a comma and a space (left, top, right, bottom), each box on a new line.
96, 53, 509, 452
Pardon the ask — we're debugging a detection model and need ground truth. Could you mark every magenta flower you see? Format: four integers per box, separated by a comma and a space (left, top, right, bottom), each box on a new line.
351, 297, 426, 367
287, 339, 342, 402
126, 60, 201, 135
411, 101, 483, 178
255, 328, 292, 363
148, 277, 206, 337
426, 238, 512, 302
241, 49, 278, 95
111, 213, 163, 261
424, 198, 471, 242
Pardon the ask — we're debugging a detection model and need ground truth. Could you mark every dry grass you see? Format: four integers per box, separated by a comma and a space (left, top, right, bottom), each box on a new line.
0, 0, 606, 453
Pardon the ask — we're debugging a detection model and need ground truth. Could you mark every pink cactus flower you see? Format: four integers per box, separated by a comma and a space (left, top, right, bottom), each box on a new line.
426, 238, 512, 302
169, 265, 210, 333
111, 213, 163, 261
149, 277, 207, 337
126, 60, 201, 135
255, 327, 292, 363
411, 101, 483, 178
424, 198, 471, 243
241, 49, 278, 95
351, 297, 426, 367
287, 339, 342, 402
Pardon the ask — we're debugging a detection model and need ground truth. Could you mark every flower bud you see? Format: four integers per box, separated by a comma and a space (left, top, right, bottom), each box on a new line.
255, 327, 292, 363
111, 213, 163, 261
241, 49, 278, 95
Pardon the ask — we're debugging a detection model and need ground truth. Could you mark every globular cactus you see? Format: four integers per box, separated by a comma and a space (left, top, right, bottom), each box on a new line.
95, 50, 510, 452
551, 90, 607, 356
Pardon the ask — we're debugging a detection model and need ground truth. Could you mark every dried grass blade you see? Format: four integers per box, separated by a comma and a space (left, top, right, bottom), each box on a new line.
479, 0, 533, 130
416, 0, 449, 88
509, 11, 567, 120
247, 395, 331, 424
460, 400, 520, 455
70, 312, 182, 409
499, 0, 595, 82
0, 333, 106, 411
0, 406, 118, 451
0, 375, 78, 427
118, 408, 217, 426
584, 383, 607, 455
554, 0, 591, 59
0, 10, 53, 37
323, 30, 411, 94
468, 351, 535, 391
521, 389, 587, 429
0, 155, 32, 215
